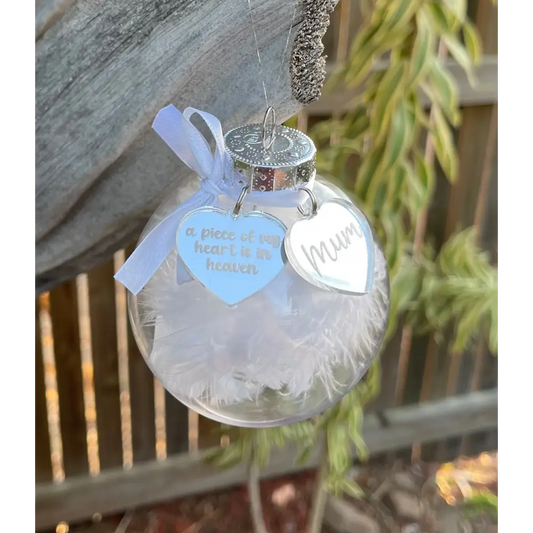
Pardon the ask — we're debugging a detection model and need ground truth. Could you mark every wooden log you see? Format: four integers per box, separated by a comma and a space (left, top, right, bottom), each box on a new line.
35, 0, 340, 293
35, 0, 73, 39
36, 389, 497, 530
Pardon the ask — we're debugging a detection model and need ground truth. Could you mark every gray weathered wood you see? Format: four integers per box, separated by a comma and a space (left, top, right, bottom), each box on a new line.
36, 389, 497, 530
36, 0, 332, 293
309, 55, 498, 114
35, 0, 74, 39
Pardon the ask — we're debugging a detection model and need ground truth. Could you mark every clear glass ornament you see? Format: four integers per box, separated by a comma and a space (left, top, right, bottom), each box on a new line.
128, 177, 390, 427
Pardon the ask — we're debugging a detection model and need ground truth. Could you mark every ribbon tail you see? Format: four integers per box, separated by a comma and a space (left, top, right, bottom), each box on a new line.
176, 256, 192, 284
115, 190, 216, 294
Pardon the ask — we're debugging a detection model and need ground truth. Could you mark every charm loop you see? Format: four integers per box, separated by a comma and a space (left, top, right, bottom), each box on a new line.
232, 184, 251, 217
297, 187, 319, 218
261, 106, 277, 150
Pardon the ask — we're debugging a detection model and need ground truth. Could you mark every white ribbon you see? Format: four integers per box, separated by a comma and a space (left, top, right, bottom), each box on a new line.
114, 105, 312, 295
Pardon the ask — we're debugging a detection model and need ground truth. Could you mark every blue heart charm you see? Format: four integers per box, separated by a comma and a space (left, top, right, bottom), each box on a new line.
177, 207, 287, 305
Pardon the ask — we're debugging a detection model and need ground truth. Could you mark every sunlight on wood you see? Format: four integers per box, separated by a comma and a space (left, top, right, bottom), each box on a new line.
114, 250, 134, 469
39, 293, 65, 483
436, 452, 498, 505
76, 274, 100, 475
154, 380, 167, 460
189, 410, 199, 452
55, 522, 69, 533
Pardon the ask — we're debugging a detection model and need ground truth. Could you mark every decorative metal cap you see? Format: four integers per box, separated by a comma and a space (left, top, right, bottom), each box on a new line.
224, 118, 316, 193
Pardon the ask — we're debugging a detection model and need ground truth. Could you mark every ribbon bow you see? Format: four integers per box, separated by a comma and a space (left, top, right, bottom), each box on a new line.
115, 105, 311, 295
115, 106, 231, 294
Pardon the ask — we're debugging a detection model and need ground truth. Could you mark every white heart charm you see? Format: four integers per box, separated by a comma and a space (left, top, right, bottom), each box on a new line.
284, 199, 374, 294
177, 207, 287, 306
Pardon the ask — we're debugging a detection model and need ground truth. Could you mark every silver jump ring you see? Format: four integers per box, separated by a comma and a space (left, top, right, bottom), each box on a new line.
232, 184, 251, 216
297, 187, 319, 218
261, 106, 277, 150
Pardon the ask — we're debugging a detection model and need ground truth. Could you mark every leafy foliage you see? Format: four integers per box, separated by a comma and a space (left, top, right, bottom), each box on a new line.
205, 422, 315, 469
464, 490, 498, 523
210, 0, 497, 509
407, 229, 498, 353
314, 0, 486, 279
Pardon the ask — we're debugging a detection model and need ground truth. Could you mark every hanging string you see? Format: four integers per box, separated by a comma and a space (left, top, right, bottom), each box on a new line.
246, 0, 299, 115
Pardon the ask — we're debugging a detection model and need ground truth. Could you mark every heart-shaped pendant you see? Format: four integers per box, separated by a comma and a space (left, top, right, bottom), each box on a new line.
177, 207, 287, 305
284, 198, 374, 294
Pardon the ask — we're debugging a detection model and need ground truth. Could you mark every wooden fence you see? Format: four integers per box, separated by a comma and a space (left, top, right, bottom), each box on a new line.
35, 1, 498, 530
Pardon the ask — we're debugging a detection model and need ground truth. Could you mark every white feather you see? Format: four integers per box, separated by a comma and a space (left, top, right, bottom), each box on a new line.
130, 180, 390, 424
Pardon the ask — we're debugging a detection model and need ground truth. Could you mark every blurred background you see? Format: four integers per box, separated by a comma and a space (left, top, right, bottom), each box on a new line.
35, 1, 497, 532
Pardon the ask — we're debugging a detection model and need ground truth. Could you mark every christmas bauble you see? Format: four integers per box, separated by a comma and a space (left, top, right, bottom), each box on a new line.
128, 176, 390, 427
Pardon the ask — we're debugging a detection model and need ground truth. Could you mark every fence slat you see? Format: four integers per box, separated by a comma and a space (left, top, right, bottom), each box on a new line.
49, 280, 89, 477
88, 260, 123, 470
36, 389, 498, 531
127, 321, 156, 463
198, 416, 222, 449
165, 393, 190, 455
125, 245, 157, 464
36, 299, 53, 483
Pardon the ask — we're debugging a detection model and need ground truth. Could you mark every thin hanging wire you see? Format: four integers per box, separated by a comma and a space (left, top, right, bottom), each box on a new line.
246, 0, 299, 113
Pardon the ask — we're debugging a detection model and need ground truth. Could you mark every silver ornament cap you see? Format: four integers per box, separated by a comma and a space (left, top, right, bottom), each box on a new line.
224, 109, 316, 193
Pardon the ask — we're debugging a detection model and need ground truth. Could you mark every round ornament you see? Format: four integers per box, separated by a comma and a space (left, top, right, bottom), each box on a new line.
114, 105, 390, 427
127, 176, 389, 428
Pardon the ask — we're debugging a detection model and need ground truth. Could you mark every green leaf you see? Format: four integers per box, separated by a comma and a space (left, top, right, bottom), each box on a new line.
381, 0, 421, 32
453, 297, 486, 351
380, 213, 405, 275
389, 163, 407, 212
208, 445, 242, 469
424, 2, 454, 35
432, 105, 458, 182
414, 149, 436, 206
442, 0, 467, 22
489, 325, 502, 355
309, 118, 346, 145
379, 99, 411, 175
443, 34, 477, 86
427, 57, 460, 126
346, 23, 411, 88
345, 23, 384, 88
254, 432, 271, 468
462, 19, 483, 66
346, 26, 411, 87
295, 444, 313, 466
370, 60, 407, 144
346, 107, 371, 140
400, 159, 424, 220
405, 98, 421, 149
389, 255, 422, 313
370, 181, 388, 212
327, 425, 351, 477
409, 9, 434, 86
347, 406, 368, 461
355, 142, 387, 200
340, 478, 365, 499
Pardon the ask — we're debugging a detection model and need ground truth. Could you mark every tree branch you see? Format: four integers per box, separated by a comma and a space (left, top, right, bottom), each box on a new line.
247, 443, 270, 533
307, 438, 329, 533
